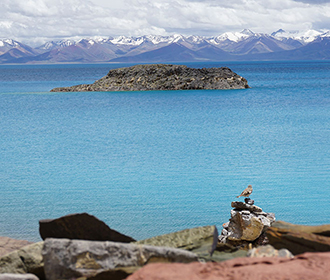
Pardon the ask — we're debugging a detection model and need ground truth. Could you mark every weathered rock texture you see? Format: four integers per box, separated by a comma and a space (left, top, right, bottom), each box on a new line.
0, 237, 33, 257
271, 220, 330, 237
39, 212, 135, 242
0, 242, 44, 279
266, 224, 330, 255
135, 225, 248, 263
135, 225, 218, 260
126, 252, 330, 280
219, 200, 275, 246
42, 238, 198, 280
50, 64, 250, 92
0, 274, 39, 280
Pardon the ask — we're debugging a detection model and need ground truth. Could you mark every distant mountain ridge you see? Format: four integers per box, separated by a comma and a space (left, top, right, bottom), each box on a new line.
1, 29, 330, 63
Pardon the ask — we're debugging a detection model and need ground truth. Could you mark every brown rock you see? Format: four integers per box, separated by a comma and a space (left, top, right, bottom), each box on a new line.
227, 211, 264, 241
127, 252, 330, 280
0, 237, 33, 257
266, 226, 330, 255
39, 213, 135, 242
272, 220, 330, 237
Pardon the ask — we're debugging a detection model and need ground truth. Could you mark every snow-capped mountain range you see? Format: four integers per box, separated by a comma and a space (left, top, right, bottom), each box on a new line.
1, 29, 330, 63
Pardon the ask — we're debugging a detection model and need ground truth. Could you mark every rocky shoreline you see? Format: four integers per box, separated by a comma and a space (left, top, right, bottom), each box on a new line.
1, 199, 330, 280
50, 64, 250, 92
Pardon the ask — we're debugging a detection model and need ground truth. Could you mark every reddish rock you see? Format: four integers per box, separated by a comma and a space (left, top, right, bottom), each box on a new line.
127, 252, 330, 280
0, 237, 33, 257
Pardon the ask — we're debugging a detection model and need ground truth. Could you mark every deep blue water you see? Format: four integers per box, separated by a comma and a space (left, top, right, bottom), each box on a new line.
0, 61, 329, 242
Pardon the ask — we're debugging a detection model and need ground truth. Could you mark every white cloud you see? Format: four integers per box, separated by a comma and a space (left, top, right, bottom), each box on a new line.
1, 0, 330, 46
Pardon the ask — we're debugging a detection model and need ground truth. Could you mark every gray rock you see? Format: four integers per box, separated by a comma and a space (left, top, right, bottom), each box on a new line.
0, 242, 44, 279
0, 274, 39, 280
39, 212, 135, 243
219, 201, 276, 246
50, 64, 250, 92
278, 248, 294, 258
135, 225, 219, 261
247, 244, 293, 258
222, 222, 229, 229
134, 225, 216, 250
42, 238, 198, 280
258, 215, 272, 228
231, 201, 263, 212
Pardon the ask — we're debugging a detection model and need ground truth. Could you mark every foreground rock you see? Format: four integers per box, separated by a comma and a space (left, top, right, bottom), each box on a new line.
127, 252, 330, 280
42, 238, 198, 280
136, 225, 248, 262
50, 64, 250, 92
266, 224, 330, 255
271, 220, 330, 236
0, 242, 44, 279
247, 244, 293, 258
0, 237, 33, 257
0, 274, 39, 280
135, 225, 218, 260
219, 199, 275, 247
39, 212, 135, 242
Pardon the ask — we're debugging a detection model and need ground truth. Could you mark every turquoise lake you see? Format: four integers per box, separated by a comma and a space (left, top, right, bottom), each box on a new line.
0, 61, 329, 242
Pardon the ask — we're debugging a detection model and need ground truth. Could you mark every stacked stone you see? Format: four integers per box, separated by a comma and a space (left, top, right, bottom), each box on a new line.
219, 198, 275, 246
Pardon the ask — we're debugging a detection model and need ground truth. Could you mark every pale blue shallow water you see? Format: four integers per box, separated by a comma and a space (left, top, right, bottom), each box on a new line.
0, 61, 329, 242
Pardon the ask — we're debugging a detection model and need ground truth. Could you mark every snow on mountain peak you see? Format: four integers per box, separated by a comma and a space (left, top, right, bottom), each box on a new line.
88, 39, 95, 45
272, 29, 323, 43
321, 30, 330, 38
143, 35, 170, 45
241, 29, 255, 36
110, 36, 144, 46
171, 34, 184, 43
0, 39, 19, 47
212, 30, 252, 43
300, 30, 323, 42
186, 35, 205, 44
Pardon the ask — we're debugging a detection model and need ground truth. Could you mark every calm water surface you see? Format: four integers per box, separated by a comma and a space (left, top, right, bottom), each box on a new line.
0, 61, 329, 241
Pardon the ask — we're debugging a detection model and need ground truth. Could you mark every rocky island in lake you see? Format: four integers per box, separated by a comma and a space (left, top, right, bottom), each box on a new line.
50, 64, 250, 92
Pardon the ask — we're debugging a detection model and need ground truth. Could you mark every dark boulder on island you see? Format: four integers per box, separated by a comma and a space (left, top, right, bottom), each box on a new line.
50, 64, 250, 92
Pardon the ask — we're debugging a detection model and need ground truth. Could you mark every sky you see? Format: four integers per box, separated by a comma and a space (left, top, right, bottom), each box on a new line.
1, 0, 330, 46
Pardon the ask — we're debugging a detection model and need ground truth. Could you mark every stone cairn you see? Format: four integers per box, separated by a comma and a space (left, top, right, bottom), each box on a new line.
219, 198, 276, 248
